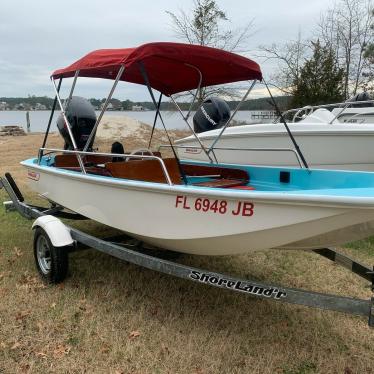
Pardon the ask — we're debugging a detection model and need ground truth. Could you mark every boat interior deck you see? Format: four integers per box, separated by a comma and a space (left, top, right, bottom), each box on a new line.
33, 152, 374, 194
52, 154, 252, 189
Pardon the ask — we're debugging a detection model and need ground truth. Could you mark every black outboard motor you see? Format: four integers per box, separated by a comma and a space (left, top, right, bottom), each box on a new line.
57, 96, 97, 151
346, 92, 374, 108
193, 97, 231, 133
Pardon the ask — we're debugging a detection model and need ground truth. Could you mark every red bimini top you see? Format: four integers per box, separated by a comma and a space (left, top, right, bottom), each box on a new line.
52, 42, 262, 96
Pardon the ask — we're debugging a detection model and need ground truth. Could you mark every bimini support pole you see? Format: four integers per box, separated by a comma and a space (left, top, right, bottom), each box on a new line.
208, 80, 256, 155
170, 96, 215, 163
51, 78, 87, 174
264, 79, 309, 169
148, 93, 163, 149
83, 65, 125, 153
64, 70, 80, 110
169, 63, 214, 163
41, 78, 62, 155
138, 62, 188, 185
184, 63, 203, 121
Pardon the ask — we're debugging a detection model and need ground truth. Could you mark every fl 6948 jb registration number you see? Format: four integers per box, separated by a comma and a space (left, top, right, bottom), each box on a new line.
175, 195, 254, 217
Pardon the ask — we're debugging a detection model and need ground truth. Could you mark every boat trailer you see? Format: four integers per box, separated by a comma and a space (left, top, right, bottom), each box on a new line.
1, 173, 374, 327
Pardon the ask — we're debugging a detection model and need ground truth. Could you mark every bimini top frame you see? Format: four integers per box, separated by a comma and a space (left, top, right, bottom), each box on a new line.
45, 42, 308, 170
51, 42, 263, 95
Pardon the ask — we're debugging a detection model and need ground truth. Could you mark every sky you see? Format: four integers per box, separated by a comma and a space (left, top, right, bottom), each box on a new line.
0, 0, 335, 100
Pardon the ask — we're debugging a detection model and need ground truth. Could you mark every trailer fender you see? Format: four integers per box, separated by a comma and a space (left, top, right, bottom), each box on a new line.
32, 216, 74, 247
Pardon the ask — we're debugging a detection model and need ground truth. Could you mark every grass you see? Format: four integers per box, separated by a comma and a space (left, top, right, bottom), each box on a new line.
1, 131, 374, 373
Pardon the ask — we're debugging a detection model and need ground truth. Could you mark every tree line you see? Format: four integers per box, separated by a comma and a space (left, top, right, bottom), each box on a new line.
167, 0, 374, 108
0, 96, 289, 111
258, 0, 374, 107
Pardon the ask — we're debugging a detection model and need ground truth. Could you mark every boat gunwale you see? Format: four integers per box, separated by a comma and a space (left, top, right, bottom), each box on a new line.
175, 123, 374, 143
21, 158, 374, 209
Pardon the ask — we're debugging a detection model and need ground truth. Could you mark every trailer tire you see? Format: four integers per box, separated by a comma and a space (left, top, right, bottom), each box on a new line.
33, 227, 69, 284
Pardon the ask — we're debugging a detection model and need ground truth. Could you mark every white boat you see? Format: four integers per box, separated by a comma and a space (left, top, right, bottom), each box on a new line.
176, 102, 374, 170
20, 42, 374, 256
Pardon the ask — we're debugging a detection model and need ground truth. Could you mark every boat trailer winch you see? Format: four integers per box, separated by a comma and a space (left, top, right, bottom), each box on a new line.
1, 173, 374, 327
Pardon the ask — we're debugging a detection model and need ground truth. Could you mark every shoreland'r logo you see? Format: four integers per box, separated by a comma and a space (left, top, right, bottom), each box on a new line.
201, 106, 217, 126
189, 271, 287, 300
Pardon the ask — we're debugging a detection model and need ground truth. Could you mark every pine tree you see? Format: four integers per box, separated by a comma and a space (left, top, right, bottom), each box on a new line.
291, 41, 345, 108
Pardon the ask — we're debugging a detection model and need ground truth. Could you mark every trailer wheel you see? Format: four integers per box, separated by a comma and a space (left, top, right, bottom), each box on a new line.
33, 227, 69, 284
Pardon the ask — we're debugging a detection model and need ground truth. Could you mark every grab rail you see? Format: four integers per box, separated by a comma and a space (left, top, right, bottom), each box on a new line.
38, 148, 173, 185
159, 145, 303, 168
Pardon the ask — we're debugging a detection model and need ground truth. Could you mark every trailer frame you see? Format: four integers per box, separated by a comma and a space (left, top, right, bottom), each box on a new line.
1, 173, 374, 327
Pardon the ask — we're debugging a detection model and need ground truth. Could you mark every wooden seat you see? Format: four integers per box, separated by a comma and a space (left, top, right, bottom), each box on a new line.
59, 166, 113, 177
105, 158, 182, 184
106, 159, 249, 187
182, 163, 249, 182
182, 163, 249, 188
55, 154, 113, 167
55, 153, 250, 188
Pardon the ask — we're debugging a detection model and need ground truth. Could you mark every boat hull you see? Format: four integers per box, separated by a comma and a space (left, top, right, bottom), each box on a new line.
176, 123, 374, 170
22, 161, 374, 255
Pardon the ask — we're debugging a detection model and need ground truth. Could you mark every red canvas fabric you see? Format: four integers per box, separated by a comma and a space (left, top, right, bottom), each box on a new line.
52, 42, 262, 96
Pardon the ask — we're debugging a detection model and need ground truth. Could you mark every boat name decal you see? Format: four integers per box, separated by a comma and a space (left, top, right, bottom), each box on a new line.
189, 271, 287, 300
175, 195, 254, 217
27, 170, 40, 181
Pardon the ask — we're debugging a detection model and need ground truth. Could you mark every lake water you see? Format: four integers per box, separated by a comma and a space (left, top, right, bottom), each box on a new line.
0, 110, 276, 133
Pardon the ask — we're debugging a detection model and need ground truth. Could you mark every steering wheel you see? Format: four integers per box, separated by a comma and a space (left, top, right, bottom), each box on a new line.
125, 148, 155, 162
292, 106, 314, 123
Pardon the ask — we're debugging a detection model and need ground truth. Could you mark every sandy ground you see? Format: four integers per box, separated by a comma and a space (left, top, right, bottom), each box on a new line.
95, 116, 188, 154
96, 116, 152, 139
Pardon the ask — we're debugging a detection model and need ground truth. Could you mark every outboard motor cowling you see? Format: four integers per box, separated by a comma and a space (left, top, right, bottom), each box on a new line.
57, 96, 97, 151
193, 97, 231, 133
